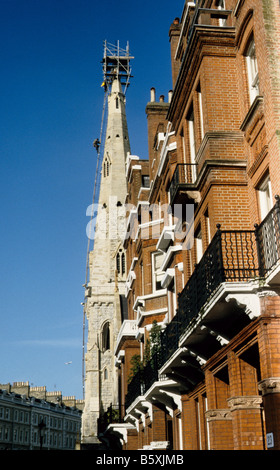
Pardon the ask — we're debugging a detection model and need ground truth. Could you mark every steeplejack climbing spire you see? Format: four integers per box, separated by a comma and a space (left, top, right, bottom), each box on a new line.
81, 41, 133, 449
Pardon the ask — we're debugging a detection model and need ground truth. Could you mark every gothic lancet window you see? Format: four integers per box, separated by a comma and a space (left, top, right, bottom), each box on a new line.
121, 252, 125, 275
102, 322, 110, 351
116, 249, 126, 276
103, 157, 110, 177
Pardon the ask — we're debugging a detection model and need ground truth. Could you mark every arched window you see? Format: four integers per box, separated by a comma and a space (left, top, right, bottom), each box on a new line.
116, 253, 120, 274
116, 249, 125, 276
121, 252, 126, 276
102, 322, 110, 351
103, 157, 110, 177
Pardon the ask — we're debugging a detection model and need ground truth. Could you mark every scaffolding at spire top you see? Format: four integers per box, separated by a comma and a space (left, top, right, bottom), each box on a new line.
102, 40, 134, 94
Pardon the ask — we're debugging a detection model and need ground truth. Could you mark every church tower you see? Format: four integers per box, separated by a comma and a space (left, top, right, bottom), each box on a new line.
81, 41, 133, 448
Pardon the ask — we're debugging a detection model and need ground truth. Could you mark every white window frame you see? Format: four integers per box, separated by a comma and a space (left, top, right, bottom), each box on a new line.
197, 85, 204, 139
167, 279, 177, 321
246, 37, 259, 104
188, 111, 197, 183
258, 175, 273, 220
195, 228, 203, 263
152, 251, 165, 292
206, 213, 211, 244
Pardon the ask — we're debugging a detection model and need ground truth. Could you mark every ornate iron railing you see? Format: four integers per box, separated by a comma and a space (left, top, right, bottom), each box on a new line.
125, 358, 159, 410
169, 163, 198, 204
125, 355, 170, 411
159, 226, 260, 366
125, 198, 280, 410
255, 195, 280, 275
125, 369, 144, 409
143, 356, 159, 393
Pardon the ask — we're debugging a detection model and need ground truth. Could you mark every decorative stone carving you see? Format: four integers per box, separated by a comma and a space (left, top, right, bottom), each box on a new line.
205, 409, 232, 421
227, 395, 263, 410
149, 441, 170, 450
258, 377, 280, 395
225, 292, 261, 319
257, 289, 279, 298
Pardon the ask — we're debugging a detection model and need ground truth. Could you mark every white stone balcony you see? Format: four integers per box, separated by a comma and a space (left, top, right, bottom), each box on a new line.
156, 225, 175, 253
115, 320, 137, 354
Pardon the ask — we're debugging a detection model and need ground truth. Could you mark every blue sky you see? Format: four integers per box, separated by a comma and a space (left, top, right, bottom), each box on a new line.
0, 0, 183, 400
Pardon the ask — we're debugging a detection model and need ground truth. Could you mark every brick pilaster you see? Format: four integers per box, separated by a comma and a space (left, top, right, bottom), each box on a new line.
227, 351, 264, 450
205, 369, 234, 450
258, 303, 280, 450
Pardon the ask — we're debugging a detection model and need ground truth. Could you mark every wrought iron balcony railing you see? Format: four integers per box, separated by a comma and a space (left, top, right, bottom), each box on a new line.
255, 195, 280, 276
125, 355, 168, 411
125, 369, 144, 410
169, 163, 198, 205
159, 226, 260, 366
125, 198, 280, 411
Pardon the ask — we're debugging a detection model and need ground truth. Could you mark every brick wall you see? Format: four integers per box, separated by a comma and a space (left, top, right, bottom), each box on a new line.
119, 0, 280, 451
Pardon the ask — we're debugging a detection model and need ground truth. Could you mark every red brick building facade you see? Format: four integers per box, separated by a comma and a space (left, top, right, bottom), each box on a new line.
110, 0, 280, 451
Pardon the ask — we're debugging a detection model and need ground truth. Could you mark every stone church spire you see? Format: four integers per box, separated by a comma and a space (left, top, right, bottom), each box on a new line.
88, 74, 130, 292
81, 42, 133, 449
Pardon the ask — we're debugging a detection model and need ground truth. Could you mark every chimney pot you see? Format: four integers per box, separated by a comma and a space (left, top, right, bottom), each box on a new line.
150, 87, 156, 102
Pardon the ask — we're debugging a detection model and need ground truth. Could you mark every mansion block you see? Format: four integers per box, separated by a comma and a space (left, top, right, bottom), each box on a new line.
82, 0, 280, 451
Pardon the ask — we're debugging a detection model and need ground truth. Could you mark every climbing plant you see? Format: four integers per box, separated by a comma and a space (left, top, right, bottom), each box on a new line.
127, 354, 142, 384
127, 320, 162, 382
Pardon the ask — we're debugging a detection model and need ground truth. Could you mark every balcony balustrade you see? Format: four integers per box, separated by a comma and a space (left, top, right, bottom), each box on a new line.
125, 369, 144, 410
159, 226, 260, 366
125, 198, 280, 411
125, 355, 168, 411
186, 6, 233, 48
255, 195, 280, 277
169, 163, 198, 206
